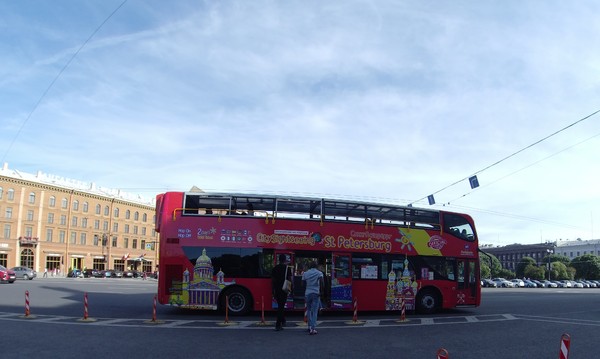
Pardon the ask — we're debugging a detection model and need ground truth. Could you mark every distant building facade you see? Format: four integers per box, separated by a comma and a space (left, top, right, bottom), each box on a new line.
554, 239, 600, 260
483, 239, 600, 272
0, 163, 157, 274
482, 243, 555, 271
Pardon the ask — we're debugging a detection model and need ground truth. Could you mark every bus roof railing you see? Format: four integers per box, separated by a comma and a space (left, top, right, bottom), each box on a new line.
176, 192, 443, 230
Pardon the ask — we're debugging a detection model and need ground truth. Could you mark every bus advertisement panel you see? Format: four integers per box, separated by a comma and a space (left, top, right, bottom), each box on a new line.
155, 192, 480, 315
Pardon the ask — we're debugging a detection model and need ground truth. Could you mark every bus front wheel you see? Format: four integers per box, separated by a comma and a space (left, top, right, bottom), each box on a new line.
416, 288, 440, 314
221, 287, 252, 316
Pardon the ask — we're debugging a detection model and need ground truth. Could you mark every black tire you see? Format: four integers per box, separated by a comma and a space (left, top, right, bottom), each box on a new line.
23, 274, 29, 280
416, 288, 440, 314
221, 287, 252, 316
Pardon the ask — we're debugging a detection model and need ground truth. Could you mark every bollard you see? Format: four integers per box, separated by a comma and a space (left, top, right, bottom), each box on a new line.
437, 348, 449, 359
144, 294, 164, 324
77, 292, 97, 322
84, 292, 89, 320
256, 295, 269, 326
559, 333, 571, 359
346, 297, 364, 325
20, 290, 36, 319
217, 295, 236, 326
396, 295, 409, 323
25, 290, 30, 317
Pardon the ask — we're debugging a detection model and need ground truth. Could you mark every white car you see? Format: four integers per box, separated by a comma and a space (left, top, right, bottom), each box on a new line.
492, 278, 515, 288
510, 279, 525, 287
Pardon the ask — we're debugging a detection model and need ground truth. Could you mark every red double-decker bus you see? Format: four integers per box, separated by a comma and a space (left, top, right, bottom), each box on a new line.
155, 191, 481, 315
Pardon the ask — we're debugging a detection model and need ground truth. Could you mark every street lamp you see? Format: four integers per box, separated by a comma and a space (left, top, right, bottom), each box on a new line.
547, 249, 554, 280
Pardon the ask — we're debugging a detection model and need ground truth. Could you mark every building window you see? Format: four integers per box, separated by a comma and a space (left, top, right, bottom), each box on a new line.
80, 233, 86, 245
3, 224, 10, 239
20, 248, 34, 269
124, 237, 129, 248
134, 211, 139, 221
5, 207, 12, 219
113, 223, 118, 232
104, 206, 109, 216
132, 239, 138, 249
82, 218, 88, 228
125, 210, 131, 219
96, 204, 101, 214
49, 196, 56, 207
47, 213, 54, 224
142, 213, 147, 222
70, 232, 76, 244
103, 221, 109, 231
0, 187, 3, 199
83, 201, 89, 213
7, 189, 15, 201
133, 226, 138, 235
141, 239, 146, 249
60, 215, 67, 225
46, 229, 53, 242
72, 216, 78, 227
61, 198, 68, 209
124, 224, 129, 234
59, 230, 66, 243
27, 210, 34, 221
25, 226, 33, 237
73, 200, 79, 211
142, 227, 147, 236
112, 236, 118, 248
0, 253, 6, 267
29, 192, 36, 204
114, 207, 119, 218
94, 220, 100, 230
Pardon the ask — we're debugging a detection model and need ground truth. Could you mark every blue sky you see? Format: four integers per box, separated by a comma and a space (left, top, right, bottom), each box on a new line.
1, 1, 600, 246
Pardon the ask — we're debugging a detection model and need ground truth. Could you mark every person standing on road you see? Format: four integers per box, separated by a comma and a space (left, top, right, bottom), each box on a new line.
272, 254, 290, 331
43, 268, 48, 278
302, 261, 324, 335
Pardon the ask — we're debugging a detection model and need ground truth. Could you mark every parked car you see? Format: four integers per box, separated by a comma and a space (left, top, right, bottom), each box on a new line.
0, 265, 16, 283
492, 278, 514, 288
557, 280, 572, 288
482, 279, 497, 288
524, 280, 538, 288
510, 279, 525, 287
572, 281, 585, 288
10, 266, 36, 280
82, 269, 102, 278
67, 269, 83, 278
531, 280, 544, 287
542, 280, 558, 288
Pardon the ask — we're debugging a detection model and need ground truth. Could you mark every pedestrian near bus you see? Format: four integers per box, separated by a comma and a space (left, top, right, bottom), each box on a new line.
302, 261, 324, 335
271, 254, 290, 331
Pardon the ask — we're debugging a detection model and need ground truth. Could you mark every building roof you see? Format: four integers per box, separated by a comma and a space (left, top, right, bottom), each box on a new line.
1, 162, 154, 206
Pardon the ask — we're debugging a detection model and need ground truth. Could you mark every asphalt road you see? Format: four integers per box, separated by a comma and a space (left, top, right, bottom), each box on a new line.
1, 278, 599, 359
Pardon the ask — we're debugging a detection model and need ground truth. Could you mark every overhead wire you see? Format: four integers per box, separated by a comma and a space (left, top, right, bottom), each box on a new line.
1, 0, 129, 163
412, 108, 600, 205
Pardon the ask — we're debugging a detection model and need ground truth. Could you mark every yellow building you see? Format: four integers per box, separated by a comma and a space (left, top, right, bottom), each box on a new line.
0, 163, 157, 275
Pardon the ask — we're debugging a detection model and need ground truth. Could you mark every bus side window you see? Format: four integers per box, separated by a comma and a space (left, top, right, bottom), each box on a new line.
445, 260, 456, 281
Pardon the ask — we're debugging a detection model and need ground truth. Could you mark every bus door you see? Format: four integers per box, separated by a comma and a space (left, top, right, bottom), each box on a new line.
456, 258, 478, 305
331, 253, 353, 310
274, 252, 294, 309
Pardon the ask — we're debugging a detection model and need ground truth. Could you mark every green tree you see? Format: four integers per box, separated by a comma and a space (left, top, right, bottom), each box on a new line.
523, 264, 545, 280
498, 268, 515, 279
480, 252, 502, 278
549, 254, 571, 266
516, 257, 536, 278
570, 254, 600, 279
551, 261, 569, 280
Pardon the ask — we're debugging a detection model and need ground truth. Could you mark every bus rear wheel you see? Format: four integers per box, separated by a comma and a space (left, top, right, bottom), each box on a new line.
416, 288, 440, 314
221, 287, 252, 316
